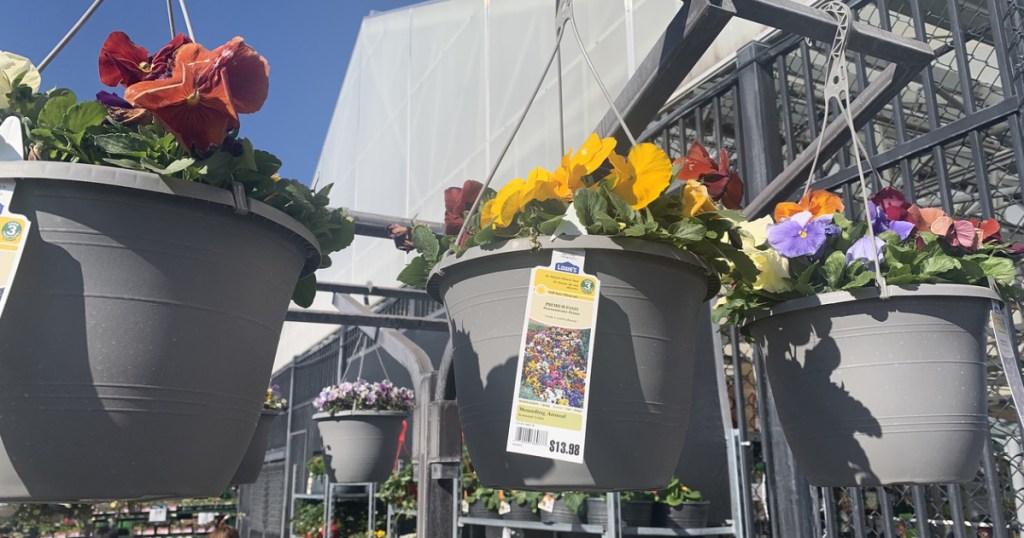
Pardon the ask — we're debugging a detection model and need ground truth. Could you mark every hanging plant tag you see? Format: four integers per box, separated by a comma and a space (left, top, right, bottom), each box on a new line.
505, 249, 600, 463
498, 501, 511, 515
991, 301, 1024, 416
0, 117, 31, 322
148, 505, 168, 523
538, 494, 555, 513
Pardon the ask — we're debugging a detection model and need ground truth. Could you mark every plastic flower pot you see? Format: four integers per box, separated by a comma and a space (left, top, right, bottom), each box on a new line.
539, 499, 583, 525
465, 502, 502, 538
584, 499, 653, 527
427, 236, 718, 490
313, 410, 407, 483
746, 284, 998, 486
231, 409, 285, 485
503, 502, 539, 522
0, 161, 319, 501
651, 501, 710, 528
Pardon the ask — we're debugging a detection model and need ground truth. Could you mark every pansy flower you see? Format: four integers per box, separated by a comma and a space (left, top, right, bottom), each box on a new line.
869, 187, 912, 223
868, 202, 914, 240
681, 180, 718, 217
443, 180, 484, 235
125, 38, 269, 151
675, 141, 744, 209
552, 134, 617, 199
774, 189, 845, 223
767, 211, 829, 258
98, 32, 192, 88
606, 142, 672, 210
846, 236, 886, 268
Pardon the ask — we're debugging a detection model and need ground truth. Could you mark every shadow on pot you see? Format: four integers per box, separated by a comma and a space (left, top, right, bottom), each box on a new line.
761, 313, 881, 486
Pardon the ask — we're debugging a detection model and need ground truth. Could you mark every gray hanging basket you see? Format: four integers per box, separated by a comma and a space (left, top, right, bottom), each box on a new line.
231, 409, 285, 485
0, 161, 319, 501
313, 410, 407, 483
746, 284, 998, 486
427, 235, 719, 491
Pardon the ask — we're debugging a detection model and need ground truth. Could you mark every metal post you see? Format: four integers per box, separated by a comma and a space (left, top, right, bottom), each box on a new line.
280, 366, 296, 538
737, 39, 815, 538
982, 439, 1009, 538
736, 42, 783, 197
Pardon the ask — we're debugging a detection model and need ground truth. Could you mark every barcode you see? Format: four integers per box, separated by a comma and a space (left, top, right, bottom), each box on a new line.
515, 427, 548, 446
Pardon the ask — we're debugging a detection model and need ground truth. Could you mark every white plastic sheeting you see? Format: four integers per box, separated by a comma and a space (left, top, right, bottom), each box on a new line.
275, 0, 811, 370
315, 0, 684, 290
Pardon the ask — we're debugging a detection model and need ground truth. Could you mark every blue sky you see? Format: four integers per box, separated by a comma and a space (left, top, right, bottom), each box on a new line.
3, 0, 423, 185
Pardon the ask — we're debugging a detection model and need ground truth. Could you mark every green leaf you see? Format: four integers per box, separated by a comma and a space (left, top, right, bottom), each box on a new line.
842, 271, 875, 290
292, 275, 317, 307
602, 184, 636, 221
63, 101, 107, 132
254, 149, 282, 176
920, 256, 959, 276
719, 243, 758, 283
101, 157, 146, 170
622, 223, 648, 237
824, 251, 846, 289
37, 89, 77, 128
573, 188, 608, 227
669, 219, 706, 244
412, 225, 440, 261
233, 138, 258, 171
93, 133, 150, 158
537, 216, 563, 236
318, 215, 355, 254
979, 256, 1018, 284
396, 256, 431, 289
140, 157, 195, 175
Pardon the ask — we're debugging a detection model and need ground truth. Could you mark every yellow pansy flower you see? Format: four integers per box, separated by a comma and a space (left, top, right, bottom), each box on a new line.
522, 167, 562, 203
745, 248, 792, 293
681, 180, 718, 217
736, 215, 773, 249
482, 178, 528, 229
606, 143, 673, 210
552, 134, 617, 200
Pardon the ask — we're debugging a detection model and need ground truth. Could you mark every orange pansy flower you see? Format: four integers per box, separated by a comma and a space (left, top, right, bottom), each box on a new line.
773, 189, 845, 222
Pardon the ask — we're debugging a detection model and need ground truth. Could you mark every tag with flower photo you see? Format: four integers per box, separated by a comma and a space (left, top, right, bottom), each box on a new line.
498, 501, 511, 515
505, 249, 600, 464
461, 500, 469, 514
538, 494, 555, 513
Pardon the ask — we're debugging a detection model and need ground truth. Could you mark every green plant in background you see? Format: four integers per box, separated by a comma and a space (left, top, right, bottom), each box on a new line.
621, 490, 657, 502
292, 500, 328, 538
654, 477, 703, 506
0, 504, 93, 538
377, 462, 416, 517
307, 455, 326, 478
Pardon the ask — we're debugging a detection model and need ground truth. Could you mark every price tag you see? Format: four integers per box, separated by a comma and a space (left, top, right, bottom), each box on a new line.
461, 500, 469, 515
197, 513, 215, 526
538, 494, 555, 513
498, 501, 511, 515
991, 301, 1024, 418
0, 117, 30, 322
505, 250, 599, 464
148, 506, 167, 523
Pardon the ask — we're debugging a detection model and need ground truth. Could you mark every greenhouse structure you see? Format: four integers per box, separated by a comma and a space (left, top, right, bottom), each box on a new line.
235, 0, 1024, 537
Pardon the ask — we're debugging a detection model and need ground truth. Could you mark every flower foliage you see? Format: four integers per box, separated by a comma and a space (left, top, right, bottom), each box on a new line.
0, 35, 355, 306
393, 136, 756, 289
377, 462, 417, 517
655, 477, 704, 506
313, 379, 415, 414
264, 384, 288, 410
715, 187, 1023, 325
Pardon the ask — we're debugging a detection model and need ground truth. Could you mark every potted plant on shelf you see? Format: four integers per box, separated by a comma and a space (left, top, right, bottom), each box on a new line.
391, 138, 754, 490
583, 490, 654, 528
717, 188, 1022, 486
377, 462, 416, 535
652, 477, 707, 528
305, 455, 327, 495
231, 384, 289, 485
0, 32, 353, 502
313, 379, 414, 483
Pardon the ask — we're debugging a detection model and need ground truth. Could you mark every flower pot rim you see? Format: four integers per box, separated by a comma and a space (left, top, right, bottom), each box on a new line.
426, 235, 720, 302
0, 160, 321, 276
744, 283, 1001, 328
656, 500, 710, 506
312, 410, 409, 421
260, 408, 286, 417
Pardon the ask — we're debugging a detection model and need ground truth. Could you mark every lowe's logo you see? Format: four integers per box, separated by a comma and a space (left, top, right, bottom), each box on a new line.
554, 262, 580, 274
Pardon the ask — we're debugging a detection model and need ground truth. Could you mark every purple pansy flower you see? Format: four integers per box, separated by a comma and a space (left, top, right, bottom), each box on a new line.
96, 90, 133, 108
767, 211, 829, 258
846, 236, 886, 267
868, 201, 914, 240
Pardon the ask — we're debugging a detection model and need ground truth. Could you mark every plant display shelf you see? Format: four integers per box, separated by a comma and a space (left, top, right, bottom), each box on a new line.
459, 517, 734, 536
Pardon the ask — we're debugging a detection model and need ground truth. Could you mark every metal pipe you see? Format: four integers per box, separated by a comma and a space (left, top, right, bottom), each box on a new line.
165, 0, 177, 38
37, 0, 105, 73
177, 0, 196, 41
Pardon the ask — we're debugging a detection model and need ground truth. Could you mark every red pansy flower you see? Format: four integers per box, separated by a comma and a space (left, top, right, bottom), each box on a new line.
98, 32, 192, 88
444, 180, 484, 235
675, 141, 744, 209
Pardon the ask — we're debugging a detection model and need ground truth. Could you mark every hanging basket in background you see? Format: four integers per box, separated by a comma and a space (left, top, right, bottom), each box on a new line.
312, 380, 413, 484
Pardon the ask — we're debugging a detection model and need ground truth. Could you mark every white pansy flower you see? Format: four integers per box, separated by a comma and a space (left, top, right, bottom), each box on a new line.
736, 215, 773, 249
0, 51, 41, 109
